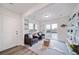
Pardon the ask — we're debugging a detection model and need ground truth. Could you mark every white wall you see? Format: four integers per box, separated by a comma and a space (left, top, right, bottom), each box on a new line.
0, 13, 3, 51
0, 7, 23, 51
57, 17, 69, 42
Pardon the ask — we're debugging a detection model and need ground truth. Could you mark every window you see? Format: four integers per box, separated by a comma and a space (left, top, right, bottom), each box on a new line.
35, 24, 38, 30
52, 24, 57, 30
46, 24, 57, 30
46, 24, 51, 30
29, 23, 33, 30
29, 23, 38, 30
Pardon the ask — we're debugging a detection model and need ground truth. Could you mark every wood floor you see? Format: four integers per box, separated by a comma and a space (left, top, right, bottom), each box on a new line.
0, 45, 37, 55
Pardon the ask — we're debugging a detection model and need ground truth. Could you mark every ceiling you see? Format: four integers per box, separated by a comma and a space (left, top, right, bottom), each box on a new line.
0, 3, 78, 21
27, 3, 78, 21
0, 3, 43, 14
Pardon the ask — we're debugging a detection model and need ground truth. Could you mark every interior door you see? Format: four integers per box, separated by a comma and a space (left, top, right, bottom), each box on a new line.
2, 15, 18, 50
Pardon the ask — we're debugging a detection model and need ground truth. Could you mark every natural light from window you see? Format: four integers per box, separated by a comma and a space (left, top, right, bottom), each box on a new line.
29, 23, 33, 30
52, 24, 57, 30
46, 24, 57, 30
35, 24, 38, 30
46, 24, 51, 30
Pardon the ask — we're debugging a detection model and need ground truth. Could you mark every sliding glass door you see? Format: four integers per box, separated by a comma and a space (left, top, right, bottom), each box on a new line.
45, 24, 58, 40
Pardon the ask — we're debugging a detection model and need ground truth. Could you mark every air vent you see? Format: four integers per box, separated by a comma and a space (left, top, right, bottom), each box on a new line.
9, 3, 15, 6
9, 3, 14, 5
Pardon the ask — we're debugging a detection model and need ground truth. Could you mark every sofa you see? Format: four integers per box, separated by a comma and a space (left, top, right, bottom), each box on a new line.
24, 34, 38, 46
24, 32, 45, 46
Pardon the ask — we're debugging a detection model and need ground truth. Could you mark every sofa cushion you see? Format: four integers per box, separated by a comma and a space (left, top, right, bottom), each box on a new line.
28, 34, 33, 38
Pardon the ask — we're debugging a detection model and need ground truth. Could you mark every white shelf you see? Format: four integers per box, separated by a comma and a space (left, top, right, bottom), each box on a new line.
68, 12, 79, 45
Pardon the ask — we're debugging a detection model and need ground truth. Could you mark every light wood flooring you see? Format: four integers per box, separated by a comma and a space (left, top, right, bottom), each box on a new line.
0, 45, 37, 55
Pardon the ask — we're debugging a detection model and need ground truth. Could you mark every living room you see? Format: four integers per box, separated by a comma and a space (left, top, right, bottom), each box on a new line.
0, 3, 79, 55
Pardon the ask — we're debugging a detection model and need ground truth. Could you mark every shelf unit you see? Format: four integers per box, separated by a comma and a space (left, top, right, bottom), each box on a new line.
66, 11, 79, 55
67, 11, 79, 45
24, 18, 29, 34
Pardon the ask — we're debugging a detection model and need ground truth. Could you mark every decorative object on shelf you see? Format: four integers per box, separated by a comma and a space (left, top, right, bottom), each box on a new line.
78, 22, 79, 26
68, 29, 73, 34
71, 29, 73, 34
61, 24, 67, 27
70, 36, 72, 40
78, 13, 79, 17
72, 13, 76, 19
69, 18, 71, 21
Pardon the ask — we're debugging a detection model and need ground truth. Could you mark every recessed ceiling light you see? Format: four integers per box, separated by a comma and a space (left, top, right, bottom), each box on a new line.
44, 15, 49, 18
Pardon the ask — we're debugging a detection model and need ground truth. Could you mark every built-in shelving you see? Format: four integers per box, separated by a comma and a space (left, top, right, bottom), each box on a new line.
67, 11, 79, 45
66, 11, 79, 55
24, 18, 29, 34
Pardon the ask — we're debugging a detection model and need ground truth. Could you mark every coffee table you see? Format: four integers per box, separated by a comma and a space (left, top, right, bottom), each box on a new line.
29, 39, 69, 55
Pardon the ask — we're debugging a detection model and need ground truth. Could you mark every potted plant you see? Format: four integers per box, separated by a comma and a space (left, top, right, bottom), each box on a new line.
70, 44, 79, 54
